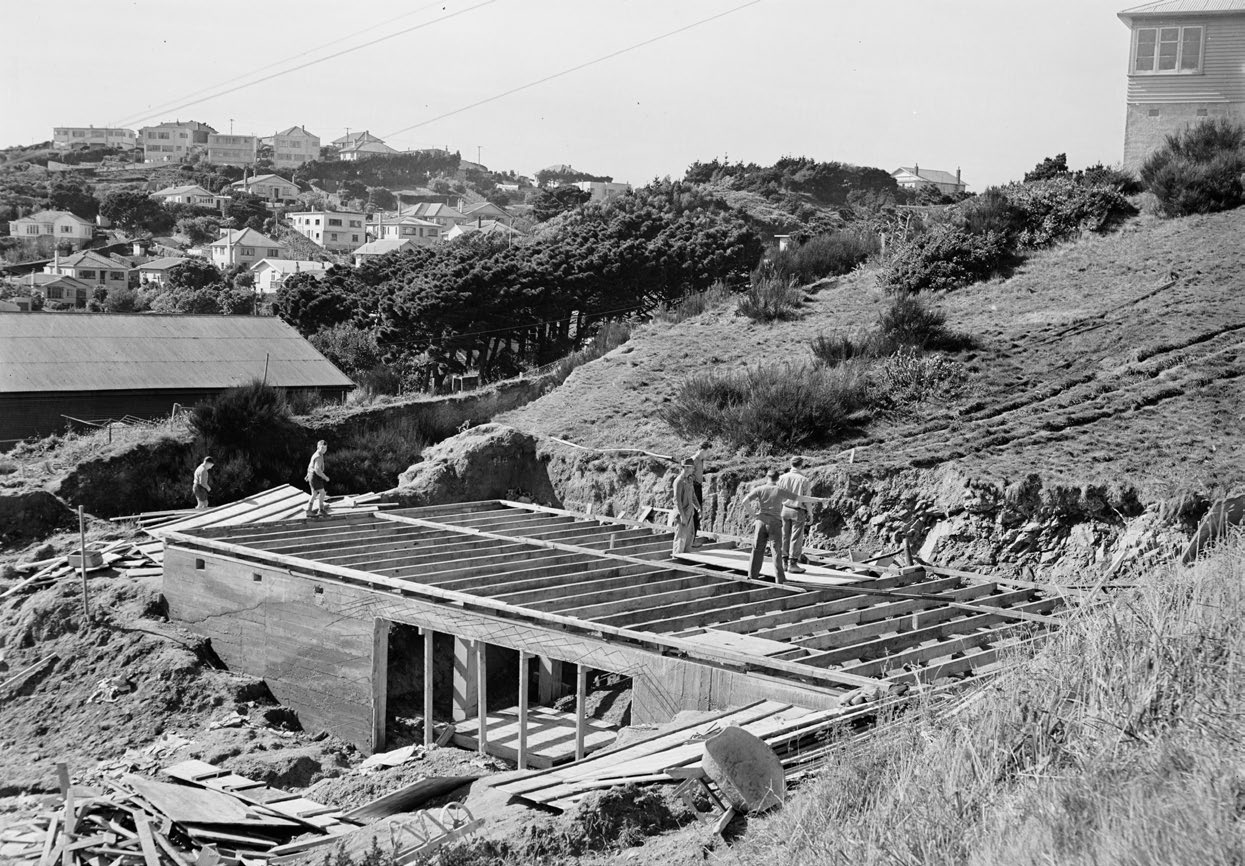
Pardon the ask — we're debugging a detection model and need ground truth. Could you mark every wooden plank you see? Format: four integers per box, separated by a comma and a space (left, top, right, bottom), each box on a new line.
517, 571, 716, 610
342, 776, 478, 821
423, 627, 435, 749
476, 641, 487, 754
518, 650, 530, 770
679, 629, 799, 658
558, 580, 781, 622
603, 586, 856, 633
740, 577, 967, 639
470, 565, 660, 603
131, 816, 161, 866
391, 500, 511, 519
371, 619, 389, 753
575, 665, 588, 761
676, 548, 868, 584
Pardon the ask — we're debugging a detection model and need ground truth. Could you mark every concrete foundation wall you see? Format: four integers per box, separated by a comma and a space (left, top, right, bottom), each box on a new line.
163, 544, 843, 751
1123, 101, 1245, 171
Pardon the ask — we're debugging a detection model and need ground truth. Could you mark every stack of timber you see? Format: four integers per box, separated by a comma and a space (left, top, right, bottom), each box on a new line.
4, 538, 165, 599
493, 698, 886, 811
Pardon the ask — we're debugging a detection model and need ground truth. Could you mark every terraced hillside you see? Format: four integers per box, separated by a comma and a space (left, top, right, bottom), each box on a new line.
502, 209, 1244, 502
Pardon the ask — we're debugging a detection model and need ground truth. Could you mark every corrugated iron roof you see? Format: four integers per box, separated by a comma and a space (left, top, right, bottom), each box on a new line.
894, 166, 965, 186
353, 239, 415, 255
0, 313, 354, 393
137, 257, 190, 271
1120, 0, 1245, 16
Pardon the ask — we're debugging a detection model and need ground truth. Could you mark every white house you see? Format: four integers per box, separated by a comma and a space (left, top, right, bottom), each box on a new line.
249, 258, 329, 295
231, 174, 301, 203
8, 210, 95, 246
44, 250, 131, 293
136, 257, 191, 286
373, 215, 442, 245
890, 165, 968, 196
149, 184, 218, 207
351, 238, 417, 266
53, 127, 136, 150
572, 180, 632, 201
288, 210, 367, 252
209, 228, 287, 269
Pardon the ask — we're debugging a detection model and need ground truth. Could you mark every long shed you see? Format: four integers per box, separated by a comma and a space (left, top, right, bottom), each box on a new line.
0, 313, 353, 447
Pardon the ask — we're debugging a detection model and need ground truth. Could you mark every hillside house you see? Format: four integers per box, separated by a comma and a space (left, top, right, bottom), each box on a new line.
250, 258, 329, 295
210, 228, 287, 269
231, 174, 301, 203
288, 210, 367, 252
571, 180, 632, 201
890, 165, 968, 196
461, 201, 511, 221
374, 215, 442, 245
149, 184, 217, 207
139, 120, 216, 163
1118, 1, 1245, 170
44, 250, 131, 293
444, 220, 524, 242
0, 314, 353, 447
10, 273, 94, 308
271, 126, 320, 169
351, 238, 417, 266
136, 257, 190, 287
400, 202, 468, 227
8, 210, 95, 247
206, 134, 258, 167
53, 127, 136, 149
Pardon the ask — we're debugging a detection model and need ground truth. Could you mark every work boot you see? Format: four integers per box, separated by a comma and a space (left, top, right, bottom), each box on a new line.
787, 558, 806, 573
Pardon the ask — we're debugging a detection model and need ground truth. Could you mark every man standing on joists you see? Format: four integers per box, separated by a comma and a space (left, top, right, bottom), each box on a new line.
778, 456, 813, 573
671, 457, 699, 555
741, 468, 828, 584
305, 440, 331, 518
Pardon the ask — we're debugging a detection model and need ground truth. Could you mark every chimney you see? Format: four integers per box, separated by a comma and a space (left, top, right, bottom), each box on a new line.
914, 162, 919, 177
956, 167, 962, 184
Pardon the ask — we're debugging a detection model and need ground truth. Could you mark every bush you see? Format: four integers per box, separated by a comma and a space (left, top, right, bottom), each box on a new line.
876, 346, 965, 406
810, 331, 873, 368
1003, 177, 1137, 247
189, 381, 306, 498
738, 269, 803, 322
661, 362, 870, 451
769, 229, 879, 285
331, 417, 431, 492
878, 224, 1011, 294
811, 295, 971, 368
309, 323, 383, 378
651, 280, 733, 325
1140, 117, 1245, 216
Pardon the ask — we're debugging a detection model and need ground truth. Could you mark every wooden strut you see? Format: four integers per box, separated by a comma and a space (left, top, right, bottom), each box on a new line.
423, 628, 435, 749
517, 651, 530, 770
575, 665, 588, 761
476, 641, 487, 755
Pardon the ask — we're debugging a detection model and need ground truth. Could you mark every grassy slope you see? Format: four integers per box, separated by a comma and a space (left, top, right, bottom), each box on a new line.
719, 536, 1245, 866
500, 209, 1245, 500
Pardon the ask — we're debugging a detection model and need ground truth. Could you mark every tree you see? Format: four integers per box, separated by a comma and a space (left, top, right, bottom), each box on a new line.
103, 285, 147, 313
166, 259, 224, 292
1024, 153, 1071, 183
367, 187, 396, 211
532, 185, 591, 221
486, 188, 511, 208
100, 190, 174, 234
175, 215, 222, 245
222, 192, 269, 232
45, 177, 99, 219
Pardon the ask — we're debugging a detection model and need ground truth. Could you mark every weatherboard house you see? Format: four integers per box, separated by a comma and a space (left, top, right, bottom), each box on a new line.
0, 314, 353, 448
1119, 0, 1245, 170
890, 165, 967, 196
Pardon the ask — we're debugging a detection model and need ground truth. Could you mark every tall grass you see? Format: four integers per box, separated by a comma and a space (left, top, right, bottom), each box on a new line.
728, 537, 1245, 865
737, 270, 803, 322
769, 229, 879, 285
660, 362, 870, 451
651, 280, 734, 325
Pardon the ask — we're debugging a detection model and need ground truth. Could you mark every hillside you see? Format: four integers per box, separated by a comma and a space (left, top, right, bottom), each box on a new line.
501, 209, 1245, 502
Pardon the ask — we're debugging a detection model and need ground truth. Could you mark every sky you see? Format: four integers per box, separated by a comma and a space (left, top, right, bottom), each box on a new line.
2, 0, 1136, 189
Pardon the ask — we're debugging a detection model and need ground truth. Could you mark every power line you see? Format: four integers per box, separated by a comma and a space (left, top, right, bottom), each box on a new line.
383, 0, 763, 139
112, 0, 450, 129
118, 0, 498, 131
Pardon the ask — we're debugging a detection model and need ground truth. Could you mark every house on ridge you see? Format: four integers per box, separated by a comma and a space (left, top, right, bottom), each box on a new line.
8, 210, 95, 248
351, 238, 417, 266
890, 165, 967, 197
250, 258, 330, 295
1118, 0, 1245, 170
44, 250, 131, 293
149, 184, 218, 207
210, 228, 288, 269
231, 174, 301, 204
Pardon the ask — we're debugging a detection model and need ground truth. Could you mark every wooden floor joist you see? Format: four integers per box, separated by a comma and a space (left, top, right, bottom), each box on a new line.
164, 499, 1074, 739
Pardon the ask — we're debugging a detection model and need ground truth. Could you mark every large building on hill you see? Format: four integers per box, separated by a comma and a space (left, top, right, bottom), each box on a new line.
53, 126, 136, 149
206, 133, 258, 166
890, 165, 967, 196
7, 210, 95, 248
270, 126, 320, 169
288, 210, 367, 252
1119, 0, 1245, 170
0, 314, 353, 448
139, 120, 216, 163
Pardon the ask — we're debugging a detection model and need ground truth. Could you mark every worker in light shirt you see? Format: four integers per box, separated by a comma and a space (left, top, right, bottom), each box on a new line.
740, 468, 829, 584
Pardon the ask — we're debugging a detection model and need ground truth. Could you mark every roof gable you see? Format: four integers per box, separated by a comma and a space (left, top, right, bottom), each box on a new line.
56, 250, 127, 270
1120, 0, 1245, 18
893, 166, 964, 186
16, 210, 93, 226
0, 314, 353, 394
210, 228, 285, 249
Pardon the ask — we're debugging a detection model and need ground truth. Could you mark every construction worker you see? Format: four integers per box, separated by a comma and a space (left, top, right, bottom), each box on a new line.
192, 456, 214, 510
740, 469, 828, 584
305, 440, 330, 518
691, 440, 710, 543
671, 458, 699, 555
778, 456, 813, 573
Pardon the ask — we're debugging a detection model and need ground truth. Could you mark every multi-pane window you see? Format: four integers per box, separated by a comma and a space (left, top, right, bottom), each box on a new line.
110, 271, 123, 280
241, 247, 255, 257
267, 248, 279, 257
79, 270, 96, 279
25, 225, 39, 235
1134, 25, 1203, 73
328, 218, 343, 226
48, 286, 64, 300
60, 225, 73, 233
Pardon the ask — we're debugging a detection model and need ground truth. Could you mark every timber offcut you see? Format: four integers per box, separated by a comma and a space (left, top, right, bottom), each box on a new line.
162, 500, 1065, 756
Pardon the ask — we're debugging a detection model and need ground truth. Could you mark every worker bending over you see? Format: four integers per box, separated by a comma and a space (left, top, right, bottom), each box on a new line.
741, 468, 829, 584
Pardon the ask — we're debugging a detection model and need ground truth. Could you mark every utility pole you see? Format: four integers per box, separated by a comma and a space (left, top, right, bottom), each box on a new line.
229, 118, 234, 135
477, 145, 482, 165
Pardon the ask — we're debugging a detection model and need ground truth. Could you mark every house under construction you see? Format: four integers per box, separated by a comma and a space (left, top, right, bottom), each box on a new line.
161, 500, 1063, 763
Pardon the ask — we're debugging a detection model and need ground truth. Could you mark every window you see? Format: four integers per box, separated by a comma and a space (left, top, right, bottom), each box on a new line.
60, 225, 73, 233
267, 248, 279, 257
241, 246, 254, 257
328, 218, 343, 226
352, 235, 359, 242
349, 219, 362, 228
25, 225, 38, 235
158, 131, 170, 139
48, 286, 63, 299
79, 269, 96, 279
109, 271, 123, 280
72, 131, 85, 138
1134, 25, 1202, 74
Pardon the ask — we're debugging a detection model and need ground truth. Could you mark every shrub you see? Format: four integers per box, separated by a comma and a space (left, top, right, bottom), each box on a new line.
878, 224, 1011, 294
959, 188, 1024, 239
769, 229, 879, 285
1140, 117, 1245, 216
189, 381, 306, 498
810, 331, 873, 368
1003, 177, 1137, 247
876, 346, 965, 406
651, 280, 733, 324
876, 294, 956, 351
309, 323, 383, 378
661, 362, 870, 451
1080, 162, 1143, 194
738, 269, 803, 322
331, 417, 431, 492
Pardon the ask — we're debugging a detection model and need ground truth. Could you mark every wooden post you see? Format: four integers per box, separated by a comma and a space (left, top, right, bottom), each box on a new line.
77, 506, 90, 624
475, 641, 487, 755
370, 619, 390, 753
538, 657, 565, 703
517, 650, 529, 770
575, 664, 588, 761
451, 637, 478, 722
423, 627, 434, 748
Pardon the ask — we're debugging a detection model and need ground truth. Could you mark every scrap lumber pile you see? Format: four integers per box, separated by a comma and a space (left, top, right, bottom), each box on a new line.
4, 538, 165, 599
